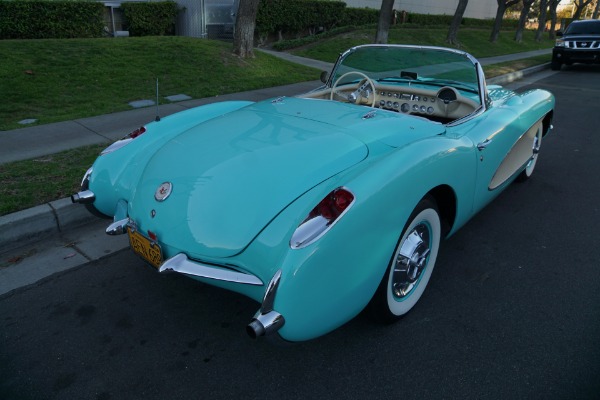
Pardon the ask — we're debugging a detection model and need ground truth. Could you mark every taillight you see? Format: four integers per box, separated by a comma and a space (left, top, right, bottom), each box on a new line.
308, 188, 354, 220
127, 126, 146, 139
290, 188, 355, 249
100, 126, 147, 155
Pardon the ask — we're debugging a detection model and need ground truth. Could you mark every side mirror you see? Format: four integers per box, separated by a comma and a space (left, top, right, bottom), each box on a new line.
320, 71, 329, 83
556, 31, 563, 37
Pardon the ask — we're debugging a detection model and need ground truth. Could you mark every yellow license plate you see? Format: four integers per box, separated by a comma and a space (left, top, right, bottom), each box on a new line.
128, 227, 163, 268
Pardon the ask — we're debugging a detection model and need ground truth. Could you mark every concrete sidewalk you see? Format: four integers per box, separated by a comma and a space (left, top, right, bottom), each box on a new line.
0, 48, 553, 296
0, 80, 323, 165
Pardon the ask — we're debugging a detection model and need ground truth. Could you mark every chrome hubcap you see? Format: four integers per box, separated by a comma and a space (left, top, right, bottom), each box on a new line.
532, 135, 540, 155
392, 223, 431, 299
526, 128, 542, 174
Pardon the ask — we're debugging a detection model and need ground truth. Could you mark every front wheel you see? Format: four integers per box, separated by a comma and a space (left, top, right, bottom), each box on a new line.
368, 197, 441, 323
516, 122, 543, 182
550, 59, 562, 71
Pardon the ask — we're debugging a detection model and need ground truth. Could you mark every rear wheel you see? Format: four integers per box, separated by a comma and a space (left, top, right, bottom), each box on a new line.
368, 197, 441, 323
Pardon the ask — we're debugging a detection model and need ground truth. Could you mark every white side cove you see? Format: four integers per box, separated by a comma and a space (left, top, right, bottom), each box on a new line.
489, 121, 543, 190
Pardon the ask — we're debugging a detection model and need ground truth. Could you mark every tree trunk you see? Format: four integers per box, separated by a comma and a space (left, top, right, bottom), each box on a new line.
593, 0, 600, 19
535, 0, 548, 42
375, 0, 395, 44
490, 0, 519, 43
446, 0, 469, 45
548, 0, 560, 39
515, 0, 534, 43
572, 0, 593, 20
233, 0, 261, 59
490, 2, 506, 42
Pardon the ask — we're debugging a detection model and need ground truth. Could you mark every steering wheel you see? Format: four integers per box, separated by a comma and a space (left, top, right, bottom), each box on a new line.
436, 87, 460, 116
330, 71, 377, 108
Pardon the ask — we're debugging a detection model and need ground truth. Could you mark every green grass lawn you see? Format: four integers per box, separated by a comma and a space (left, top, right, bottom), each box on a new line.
0, 144, 106, 216
0, 36, 319, 131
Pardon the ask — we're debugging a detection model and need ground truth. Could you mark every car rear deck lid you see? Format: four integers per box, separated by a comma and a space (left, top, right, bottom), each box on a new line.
130, 106, 368, 258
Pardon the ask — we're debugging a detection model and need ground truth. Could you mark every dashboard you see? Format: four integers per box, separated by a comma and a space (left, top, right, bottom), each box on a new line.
372, 84, 477, 120
301, 83, 479, 122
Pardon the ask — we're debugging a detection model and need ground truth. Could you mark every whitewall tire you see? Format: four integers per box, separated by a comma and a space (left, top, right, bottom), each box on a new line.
369, 196, 441, 322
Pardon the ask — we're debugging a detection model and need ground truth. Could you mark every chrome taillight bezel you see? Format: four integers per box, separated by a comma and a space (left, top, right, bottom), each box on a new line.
100, 126, 146, 156
290, 187, 355, 249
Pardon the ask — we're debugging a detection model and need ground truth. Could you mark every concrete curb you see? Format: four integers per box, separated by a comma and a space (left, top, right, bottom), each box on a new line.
0, 64, 551, 254
487, 63, 550, 86
0, 197, 98, 253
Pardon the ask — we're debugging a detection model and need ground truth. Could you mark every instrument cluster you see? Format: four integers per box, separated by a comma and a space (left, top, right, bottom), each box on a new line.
377, 91, 437, 115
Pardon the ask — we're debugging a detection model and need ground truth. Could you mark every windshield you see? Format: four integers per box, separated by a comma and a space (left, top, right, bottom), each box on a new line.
331, 45, 482, 103
565, 21, 600, 35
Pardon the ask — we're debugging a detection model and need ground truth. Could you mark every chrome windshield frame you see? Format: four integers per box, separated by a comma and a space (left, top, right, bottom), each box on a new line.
326, 44, 489, 119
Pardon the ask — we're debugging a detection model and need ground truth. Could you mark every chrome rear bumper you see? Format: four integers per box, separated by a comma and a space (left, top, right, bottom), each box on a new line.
160, 254, 286, 338
106, 217, 285, 339
159, 253, 263, 286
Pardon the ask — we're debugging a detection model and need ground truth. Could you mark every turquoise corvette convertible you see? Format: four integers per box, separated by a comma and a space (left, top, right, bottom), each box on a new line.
72, 45, 555, 341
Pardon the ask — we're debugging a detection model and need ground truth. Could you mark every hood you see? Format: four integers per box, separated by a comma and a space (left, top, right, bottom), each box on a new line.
270, 97, 446, 148
129, 99, 369, 258
562, 33, 600, 41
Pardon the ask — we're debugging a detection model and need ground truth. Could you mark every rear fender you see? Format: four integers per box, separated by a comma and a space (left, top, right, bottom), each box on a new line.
259, 135, 475, 341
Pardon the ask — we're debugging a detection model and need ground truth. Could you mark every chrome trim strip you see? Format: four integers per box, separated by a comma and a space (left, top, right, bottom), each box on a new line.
81, 167, 93, 189
100, 138, 133, 155
260, 269, 282, 314
158, 253, 263, 286
362, 110, 377, 119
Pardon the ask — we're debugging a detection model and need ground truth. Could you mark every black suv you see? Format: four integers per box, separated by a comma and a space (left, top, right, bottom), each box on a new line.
551, 19, 600, 70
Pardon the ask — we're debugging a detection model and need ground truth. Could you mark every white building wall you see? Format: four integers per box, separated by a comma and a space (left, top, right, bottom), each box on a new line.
176, 0, 206, 38
175, 0, 237, 38
343, 0, 498, 20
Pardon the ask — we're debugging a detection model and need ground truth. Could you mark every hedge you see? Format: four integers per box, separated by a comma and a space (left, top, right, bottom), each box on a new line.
272, 25, 356, 51
256, 0, 346, 37
0, 1, 104, 39
121, 2, 178, 36
404, 14, 519, 29
340, 7, 379, 26
256, 3, 516, 43
256, 2, 515, 40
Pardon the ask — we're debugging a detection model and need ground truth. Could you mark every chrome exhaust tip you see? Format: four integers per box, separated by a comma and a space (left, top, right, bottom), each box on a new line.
246, 311, 285, 339
247, 269, 284, 339
71, 190, 95, 204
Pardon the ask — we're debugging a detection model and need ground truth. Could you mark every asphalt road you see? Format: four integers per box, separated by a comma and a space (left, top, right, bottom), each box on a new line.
1, 66, 600, 400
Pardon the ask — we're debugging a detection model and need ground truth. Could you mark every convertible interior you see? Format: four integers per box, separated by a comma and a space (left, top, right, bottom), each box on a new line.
299, 80, 479, 124
297, 45, 484, 124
